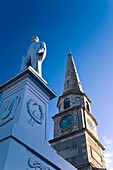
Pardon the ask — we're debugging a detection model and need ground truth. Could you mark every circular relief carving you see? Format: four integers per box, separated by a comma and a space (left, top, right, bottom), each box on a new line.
27, 99, 44, 125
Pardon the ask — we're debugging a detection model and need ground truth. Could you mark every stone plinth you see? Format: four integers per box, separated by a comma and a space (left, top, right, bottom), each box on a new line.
0, 67, 76, 170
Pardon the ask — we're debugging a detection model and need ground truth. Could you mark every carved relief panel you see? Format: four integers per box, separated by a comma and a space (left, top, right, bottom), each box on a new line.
0, 96, 21, 127
18, 86, 48, 141
27, 99, 45, 127
26, 157, 52, 170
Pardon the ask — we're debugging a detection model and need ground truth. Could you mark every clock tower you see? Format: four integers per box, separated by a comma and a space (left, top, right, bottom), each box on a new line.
49, 53, 106, 169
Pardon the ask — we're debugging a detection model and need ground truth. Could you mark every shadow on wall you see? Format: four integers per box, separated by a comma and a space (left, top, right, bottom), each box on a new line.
0, 94, 1, 102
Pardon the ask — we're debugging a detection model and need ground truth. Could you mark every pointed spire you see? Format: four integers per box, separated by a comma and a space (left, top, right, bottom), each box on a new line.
63, 53, 84, 94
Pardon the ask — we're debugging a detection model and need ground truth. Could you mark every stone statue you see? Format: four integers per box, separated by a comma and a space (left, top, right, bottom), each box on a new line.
20, 36, 47, 77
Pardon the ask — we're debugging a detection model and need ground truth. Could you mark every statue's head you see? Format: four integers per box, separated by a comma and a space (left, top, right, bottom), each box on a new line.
32, 36, 39, 42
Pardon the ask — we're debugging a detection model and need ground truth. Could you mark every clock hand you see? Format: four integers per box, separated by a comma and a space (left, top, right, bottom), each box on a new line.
66, 117, 72, 122
62, 119, 67, 123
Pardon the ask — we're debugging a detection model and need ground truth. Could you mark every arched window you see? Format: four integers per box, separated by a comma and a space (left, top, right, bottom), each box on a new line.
86, 101, 90, 111
64, 98, 70, 109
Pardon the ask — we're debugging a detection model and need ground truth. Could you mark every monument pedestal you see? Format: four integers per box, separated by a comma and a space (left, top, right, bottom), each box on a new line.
0, 67, 76, 170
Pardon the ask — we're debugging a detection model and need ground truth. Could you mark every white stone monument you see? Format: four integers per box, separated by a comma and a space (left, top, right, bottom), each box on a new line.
0, 37, 77, 170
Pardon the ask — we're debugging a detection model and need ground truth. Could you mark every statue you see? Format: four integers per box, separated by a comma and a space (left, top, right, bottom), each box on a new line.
20, 36, 47, 77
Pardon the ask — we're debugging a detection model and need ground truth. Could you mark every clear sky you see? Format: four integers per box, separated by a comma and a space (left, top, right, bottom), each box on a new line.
0, 0, 113, 168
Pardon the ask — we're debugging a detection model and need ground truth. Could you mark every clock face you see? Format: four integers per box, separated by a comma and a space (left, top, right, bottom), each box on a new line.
60, 114, 74, 130
87, 118, 94, 133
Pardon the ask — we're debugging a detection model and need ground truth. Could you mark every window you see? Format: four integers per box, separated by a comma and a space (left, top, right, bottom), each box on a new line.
64, 98, 70, 109
86, 101, 90, 111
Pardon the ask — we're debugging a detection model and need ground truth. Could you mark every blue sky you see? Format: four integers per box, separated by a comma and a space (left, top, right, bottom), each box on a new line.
0, 0, 113, 168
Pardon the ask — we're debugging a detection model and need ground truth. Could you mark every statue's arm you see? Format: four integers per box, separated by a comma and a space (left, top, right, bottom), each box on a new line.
40, 42, 46, 51
35, 41, 47, 54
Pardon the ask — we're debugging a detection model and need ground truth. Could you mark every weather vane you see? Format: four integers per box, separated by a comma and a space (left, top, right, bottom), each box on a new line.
68, 48, 71, 54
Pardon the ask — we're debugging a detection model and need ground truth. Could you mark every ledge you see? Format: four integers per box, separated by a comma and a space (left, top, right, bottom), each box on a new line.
0, 66, 57, 100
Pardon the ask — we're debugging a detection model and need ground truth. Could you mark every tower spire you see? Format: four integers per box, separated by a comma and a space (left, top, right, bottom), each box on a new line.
50, 51, 106, 170
63, 53, 83, 94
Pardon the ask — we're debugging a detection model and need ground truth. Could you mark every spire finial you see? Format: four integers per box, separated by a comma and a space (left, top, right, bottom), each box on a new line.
68, 48, 71, 54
